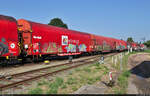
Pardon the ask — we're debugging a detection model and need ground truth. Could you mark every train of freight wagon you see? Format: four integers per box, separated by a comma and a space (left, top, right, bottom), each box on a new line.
0, 15, 145, 65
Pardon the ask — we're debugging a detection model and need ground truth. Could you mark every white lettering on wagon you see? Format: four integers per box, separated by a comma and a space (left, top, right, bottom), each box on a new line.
33, 36, 42, 39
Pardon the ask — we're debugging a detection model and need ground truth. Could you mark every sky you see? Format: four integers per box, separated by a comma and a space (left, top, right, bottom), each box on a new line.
0, 0, 150, 42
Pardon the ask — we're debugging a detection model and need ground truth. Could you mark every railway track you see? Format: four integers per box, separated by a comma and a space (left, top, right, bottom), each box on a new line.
0, 52, 118, 92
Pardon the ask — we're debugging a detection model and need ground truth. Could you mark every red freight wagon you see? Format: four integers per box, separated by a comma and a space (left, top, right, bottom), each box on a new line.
131, 42, 138, 50
118, 40, 127, 51
90, 34, 103, 52
90, 34, 113, 52
0, 15, 20, 58
116, 39, 123, 50
109, 38, 120, 51
140, 44, 145, 50
102, 37, 114, 52
121, 40, 127, 50
140, 44, 145, 48
17, 19, 91, 57
108, 38, 119, 51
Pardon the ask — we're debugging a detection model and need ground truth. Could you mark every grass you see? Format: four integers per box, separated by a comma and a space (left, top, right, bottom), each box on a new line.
57, 61, 106, 93
46, 77, 64, 94
72, 86, 78, 91
68, 71, 73, 75
143, 49, 150, 53
83, 67, 91, 73
87, 77, 95, 84
37, 79, 48, 86
75, 68, 81, 72
115, 70, 131, 94
93, 62, 109, 75
87, 76, 99, 84
66, 77, 77, 85
28, 87, 43, 94
112, 52, 132, 94
61, 83, 67, 89
122, 70, 130, 77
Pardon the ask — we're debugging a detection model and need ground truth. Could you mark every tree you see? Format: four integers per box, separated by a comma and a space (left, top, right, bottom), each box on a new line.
48, 18, 68, 29
127, 37, 134, 43
143, 40, 150, 47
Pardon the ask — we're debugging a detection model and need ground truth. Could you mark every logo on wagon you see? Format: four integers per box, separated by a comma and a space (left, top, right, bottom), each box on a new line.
62, 35, 68, 45
10, 43, 15, 49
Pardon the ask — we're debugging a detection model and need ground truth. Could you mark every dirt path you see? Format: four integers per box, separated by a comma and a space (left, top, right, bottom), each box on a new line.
127, 53, 150, 94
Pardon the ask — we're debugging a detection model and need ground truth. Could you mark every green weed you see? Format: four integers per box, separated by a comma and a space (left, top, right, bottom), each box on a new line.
28, 87, 43, 94
61, 83, 67, 89
37, 79, 48, 86
72, 86, 78, 91
87, 77, 97, 84
83, 67, 91, 73
66, 77, 77, 85
55, 77, 64, 85
46, 88, 58, 94
47, 77, 64, 94
69, 71, 73, 75
122, 71, 131, 77
75, 68, 81, 72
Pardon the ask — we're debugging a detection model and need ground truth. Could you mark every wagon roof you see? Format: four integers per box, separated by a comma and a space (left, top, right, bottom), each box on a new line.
0, 15, 16, 22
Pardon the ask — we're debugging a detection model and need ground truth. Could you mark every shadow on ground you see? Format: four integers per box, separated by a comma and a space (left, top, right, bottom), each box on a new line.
130, 61, 150, 78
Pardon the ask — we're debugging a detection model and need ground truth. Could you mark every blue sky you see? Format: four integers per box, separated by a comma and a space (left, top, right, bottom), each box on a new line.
0, 0, 150, 42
